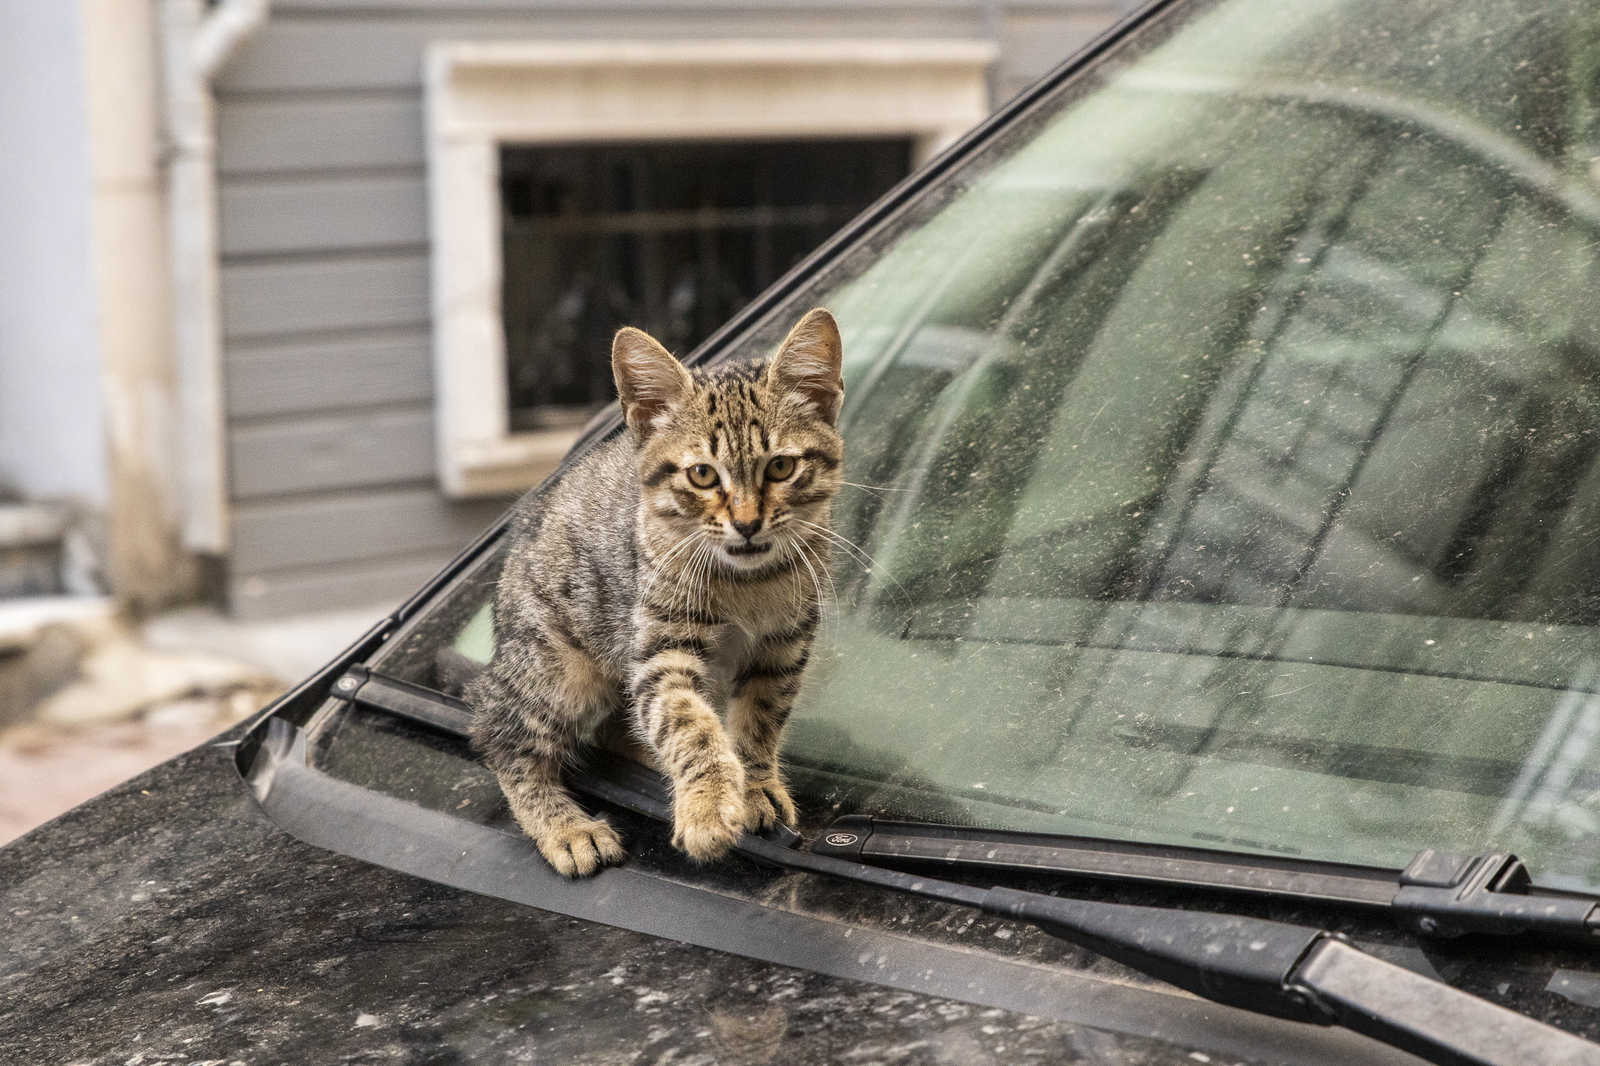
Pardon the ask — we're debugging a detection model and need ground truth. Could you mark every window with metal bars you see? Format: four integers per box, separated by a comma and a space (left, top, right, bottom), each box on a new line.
499, 138, 912, 431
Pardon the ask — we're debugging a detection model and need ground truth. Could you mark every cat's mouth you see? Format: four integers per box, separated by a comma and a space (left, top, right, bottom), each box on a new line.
719, 538, 777, 570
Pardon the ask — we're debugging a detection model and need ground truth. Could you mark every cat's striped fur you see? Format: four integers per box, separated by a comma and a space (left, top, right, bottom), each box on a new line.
466, 309, 844, 877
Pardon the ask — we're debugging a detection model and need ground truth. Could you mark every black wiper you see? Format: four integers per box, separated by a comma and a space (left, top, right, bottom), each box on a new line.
810, 815, 1600, 944
338, 667, 1600, 1066
567, 745, 1600, 1066
338, 666, 1600, 944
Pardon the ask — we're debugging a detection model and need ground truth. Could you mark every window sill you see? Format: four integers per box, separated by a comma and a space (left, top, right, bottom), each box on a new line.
449, 430, 581, 498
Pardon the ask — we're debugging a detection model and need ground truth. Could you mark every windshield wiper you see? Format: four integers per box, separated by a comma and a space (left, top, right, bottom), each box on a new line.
337, 665, 1600, 944
337, 666, 1600, 1066
810, 815, 1600, 944
570, 748, 1600, 1066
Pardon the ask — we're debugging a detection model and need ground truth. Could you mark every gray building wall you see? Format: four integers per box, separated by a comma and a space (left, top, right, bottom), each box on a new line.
215, 0, 1128, 618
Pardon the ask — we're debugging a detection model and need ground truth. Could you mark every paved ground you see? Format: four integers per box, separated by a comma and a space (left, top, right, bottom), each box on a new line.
0, 695, 257, 844
0, 599, 393, 846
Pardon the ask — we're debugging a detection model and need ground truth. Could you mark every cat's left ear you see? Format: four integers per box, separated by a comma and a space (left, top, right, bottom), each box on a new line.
766, 308, 844, 425
614, 327, 695, 442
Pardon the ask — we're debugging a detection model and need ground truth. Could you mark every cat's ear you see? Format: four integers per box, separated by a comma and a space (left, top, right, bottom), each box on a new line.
613, 327, 695, 442
766, 308, 844, 424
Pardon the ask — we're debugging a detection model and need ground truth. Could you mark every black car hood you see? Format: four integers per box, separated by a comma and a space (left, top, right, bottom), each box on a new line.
0, 727, 1291, 1065
12, 715, 1600, 1065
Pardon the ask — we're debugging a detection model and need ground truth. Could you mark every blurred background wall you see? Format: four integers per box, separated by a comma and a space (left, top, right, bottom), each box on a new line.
0, 0, 1134, 622
0, 0, 1133, 840
0, 1, 106, 511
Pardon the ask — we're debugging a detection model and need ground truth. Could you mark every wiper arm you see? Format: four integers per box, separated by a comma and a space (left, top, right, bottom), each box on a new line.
811, 815, 1600, 945
339, 667, 1600, 1066
562, 744, 1600, 1066
343, 660, 1600, 941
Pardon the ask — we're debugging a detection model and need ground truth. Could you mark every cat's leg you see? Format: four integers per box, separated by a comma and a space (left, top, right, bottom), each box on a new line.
467, 645, 626, 877
629, 620, 747, 862
726, 614, 815, 831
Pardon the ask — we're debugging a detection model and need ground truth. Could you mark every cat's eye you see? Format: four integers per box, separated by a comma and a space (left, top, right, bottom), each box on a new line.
686, 463, 719, 488
765, 455, 797, 481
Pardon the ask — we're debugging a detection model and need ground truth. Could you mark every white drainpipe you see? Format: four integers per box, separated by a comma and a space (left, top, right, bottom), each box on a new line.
160, 0, 269, 554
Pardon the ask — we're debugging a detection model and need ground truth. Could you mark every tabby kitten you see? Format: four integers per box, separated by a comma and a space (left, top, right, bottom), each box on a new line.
466, 309, 845, 877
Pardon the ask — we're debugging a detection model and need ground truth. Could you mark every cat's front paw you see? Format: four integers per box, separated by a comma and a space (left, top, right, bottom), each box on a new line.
671, 759, 747, 862
535, 816, 627, 878
741, 777, 798, 832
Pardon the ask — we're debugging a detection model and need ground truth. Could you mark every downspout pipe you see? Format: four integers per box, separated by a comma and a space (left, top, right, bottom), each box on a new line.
160, 0, 269, 555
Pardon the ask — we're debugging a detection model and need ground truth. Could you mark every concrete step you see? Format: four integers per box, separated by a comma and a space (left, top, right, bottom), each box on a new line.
0, 504, 69, 597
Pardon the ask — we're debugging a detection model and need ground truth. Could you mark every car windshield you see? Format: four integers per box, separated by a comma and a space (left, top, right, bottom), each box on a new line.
362, 0, 1600, 894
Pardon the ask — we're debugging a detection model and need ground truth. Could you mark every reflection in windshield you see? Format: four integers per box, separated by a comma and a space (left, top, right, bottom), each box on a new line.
369, 0, 1600, 891
1493, 676, 1600, 841
788, 0, 1600, 889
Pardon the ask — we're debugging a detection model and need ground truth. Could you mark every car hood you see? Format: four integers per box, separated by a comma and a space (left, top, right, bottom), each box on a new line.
0, 723, 1270, 1066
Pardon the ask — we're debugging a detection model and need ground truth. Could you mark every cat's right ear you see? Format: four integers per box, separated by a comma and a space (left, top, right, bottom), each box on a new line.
613, 327, 695, 443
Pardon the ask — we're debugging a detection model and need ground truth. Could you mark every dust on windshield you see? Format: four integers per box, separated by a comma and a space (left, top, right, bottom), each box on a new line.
371, 0, 1600, 892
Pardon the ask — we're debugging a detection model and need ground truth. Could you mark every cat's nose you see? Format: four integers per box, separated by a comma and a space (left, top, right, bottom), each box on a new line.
731, 517, 763, 540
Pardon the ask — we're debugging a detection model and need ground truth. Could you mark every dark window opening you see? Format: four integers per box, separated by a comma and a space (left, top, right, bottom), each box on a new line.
499, 137, 913, 431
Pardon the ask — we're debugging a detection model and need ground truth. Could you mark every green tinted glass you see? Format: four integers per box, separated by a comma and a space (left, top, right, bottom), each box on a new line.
377, 0, 1600, 891
783, 0, 1600, 888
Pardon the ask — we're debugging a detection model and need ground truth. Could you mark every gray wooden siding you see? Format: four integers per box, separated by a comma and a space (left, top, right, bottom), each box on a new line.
998, 9, 1126, 99
218, 97, 424, 176
225, 330, 432, 419
221, 255, 429, 340
229, 487, 504, 615
230, 552, 480, 621
220, 174, 427, 257
232, 487, 501, 573
230, 406, 436, 499
215, 0, 1124, 617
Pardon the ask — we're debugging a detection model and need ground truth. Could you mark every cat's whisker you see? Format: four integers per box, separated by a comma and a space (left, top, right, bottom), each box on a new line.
676, 545, 702, 622
643, 529, 700, 587
794, 518, 911, 604
692, 542, 710, 622
784, 531, 817, 589
792, 534, 836, 609
690, 537, 717, 622
838, 480, 909, 491
843, 486, 887, 502
640, 531, 703, 606
790, 536, 841, 657
662, 534, 708, 621
792, 518, 882, 573
792, 517, 863, 550
685, 540, 713, 622
678, 539, 713, 621
797, 519, 891, 585
792, 525, 853, 580
815, 545, 841, 608
638, 542, 683, 603
837, 479, 910, 502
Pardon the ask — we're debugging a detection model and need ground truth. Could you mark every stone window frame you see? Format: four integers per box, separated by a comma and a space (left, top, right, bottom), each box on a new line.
425, 38, 996, 497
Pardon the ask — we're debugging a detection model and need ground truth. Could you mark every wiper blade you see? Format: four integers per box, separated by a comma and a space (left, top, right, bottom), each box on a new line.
561, 744, 1600, 1066
339, 668, 1600, 1066
341, 656, 1600, 946
811, 816, 1600, 945
813, 814, 1398, 905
